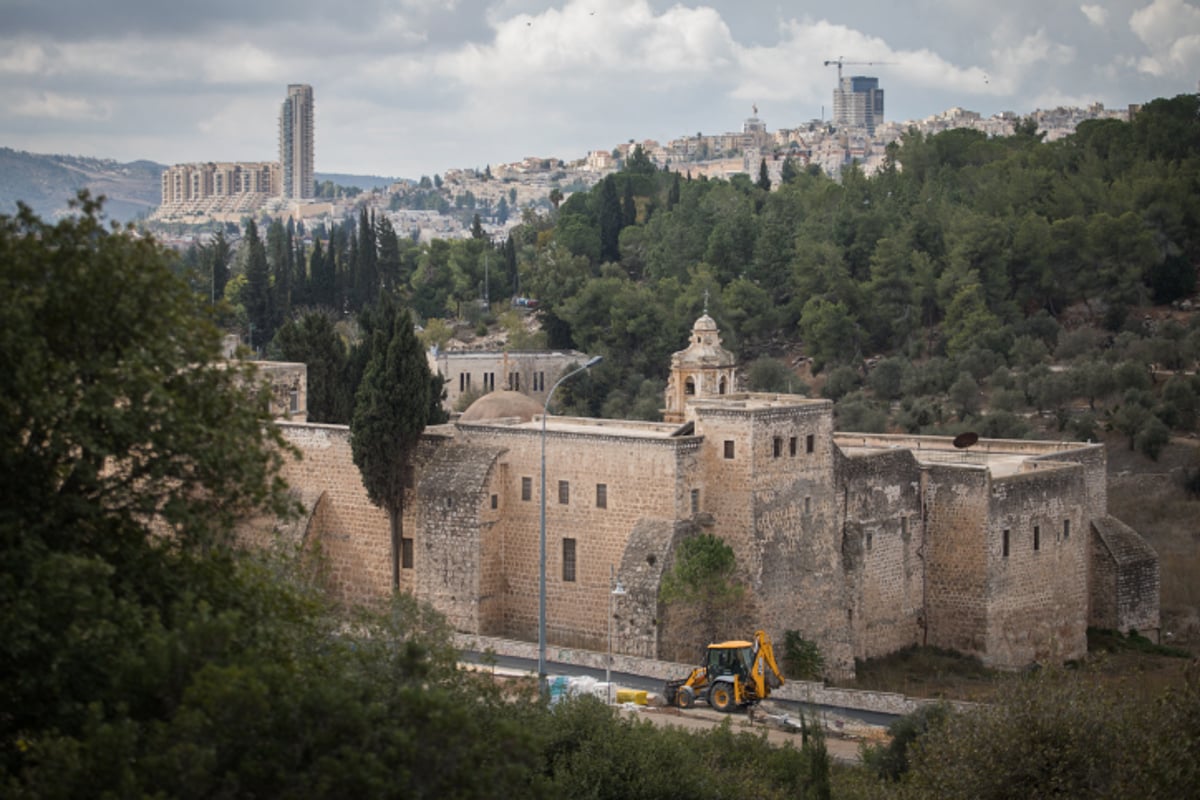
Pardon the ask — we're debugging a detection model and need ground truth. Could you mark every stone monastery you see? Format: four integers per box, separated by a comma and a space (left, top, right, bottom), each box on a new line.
262, 315, 1160, 678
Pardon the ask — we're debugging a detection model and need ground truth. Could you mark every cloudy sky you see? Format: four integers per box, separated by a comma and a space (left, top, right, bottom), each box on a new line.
2, 0, 1197, 179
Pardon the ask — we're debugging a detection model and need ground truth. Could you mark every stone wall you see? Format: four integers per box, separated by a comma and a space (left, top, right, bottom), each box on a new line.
835, 449, 926, 663
1091, 515, 1161, 637
923, 465, 991, 657
984, 464, 1089, 667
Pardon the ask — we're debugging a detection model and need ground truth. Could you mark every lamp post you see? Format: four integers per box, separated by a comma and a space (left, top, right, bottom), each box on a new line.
607, 564, 627, 704
539, 355, 603, 696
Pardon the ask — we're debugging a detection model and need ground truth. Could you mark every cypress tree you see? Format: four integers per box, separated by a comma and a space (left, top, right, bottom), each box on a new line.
598, 174, 623, 264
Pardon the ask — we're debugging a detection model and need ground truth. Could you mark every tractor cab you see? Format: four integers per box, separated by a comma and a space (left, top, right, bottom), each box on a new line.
704, 640, 754, 682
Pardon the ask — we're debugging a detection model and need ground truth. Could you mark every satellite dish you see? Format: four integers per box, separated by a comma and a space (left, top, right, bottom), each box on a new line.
953, 432, 979, 449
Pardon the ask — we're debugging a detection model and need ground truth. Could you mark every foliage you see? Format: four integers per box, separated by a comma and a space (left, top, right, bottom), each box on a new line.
660, 533, 747, 647
900, 668, 1200, 798
351, 293, 437, 588
270, 309, 352, 423
782, 630, 826, 680
860, 703, 950, 782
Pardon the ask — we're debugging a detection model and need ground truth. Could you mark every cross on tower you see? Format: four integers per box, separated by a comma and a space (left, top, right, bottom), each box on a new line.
703, 289, 709, 314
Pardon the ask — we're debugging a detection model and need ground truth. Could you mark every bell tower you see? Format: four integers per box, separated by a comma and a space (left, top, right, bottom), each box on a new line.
663, 313, 738, 424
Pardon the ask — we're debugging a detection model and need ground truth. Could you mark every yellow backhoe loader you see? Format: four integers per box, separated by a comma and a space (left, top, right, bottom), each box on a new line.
664, 630, 784, 712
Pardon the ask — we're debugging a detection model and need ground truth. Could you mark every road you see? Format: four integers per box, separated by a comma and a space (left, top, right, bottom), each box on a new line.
458, 652, 892, 762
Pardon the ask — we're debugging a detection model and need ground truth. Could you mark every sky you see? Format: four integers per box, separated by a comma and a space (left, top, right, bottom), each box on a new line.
1, 0, 1198, 179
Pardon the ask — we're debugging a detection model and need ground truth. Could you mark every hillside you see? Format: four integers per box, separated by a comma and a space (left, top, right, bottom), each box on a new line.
0, 146, 397, 221
0, 147, 165, 221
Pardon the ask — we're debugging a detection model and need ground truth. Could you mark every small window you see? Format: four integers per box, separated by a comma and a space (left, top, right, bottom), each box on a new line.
901, 516, 909, 537
690, 488, 700, 514
562, 538, 576, 582
685, 377, 696, 395
289, 389, 299, 412
1063, 519, 1070, 540
596, 483, 607, 509
490, 494, 498, 510
1002, 529, 1010, 558
510, 372, 520, 391
789, 436, 797, 457
521, 477, 532, 501
805, 434, 814, 454
804, 496, 811, 514
866, 531, 873, 551
724, 440, 735, 459
773, 437, 783, 458
401, 537, 414, 569
483, 372, 495, 391
1033, 525, 1040, 551
558, 480, 570, 505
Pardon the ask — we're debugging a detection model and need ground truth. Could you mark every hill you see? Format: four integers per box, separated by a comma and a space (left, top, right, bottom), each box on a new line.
0, 147, 165, 222
0, 146, 398, 221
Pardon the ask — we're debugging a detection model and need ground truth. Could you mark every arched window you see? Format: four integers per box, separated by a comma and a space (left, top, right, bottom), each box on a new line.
685, 377, 696, 395
718, 377, 726, 394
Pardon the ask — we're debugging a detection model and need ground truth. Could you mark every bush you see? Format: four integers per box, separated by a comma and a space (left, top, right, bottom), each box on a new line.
782, 630, 826, 681
860, 703, 950, 781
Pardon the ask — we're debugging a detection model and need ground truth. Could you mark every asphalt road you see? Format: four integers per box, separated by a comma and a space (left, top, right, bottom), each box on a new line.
462, 650, 898, 728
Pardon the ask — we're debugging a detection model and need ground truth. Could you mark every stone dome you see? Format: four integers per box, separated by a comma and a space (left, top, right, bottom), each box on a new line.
459, 390, 543, 423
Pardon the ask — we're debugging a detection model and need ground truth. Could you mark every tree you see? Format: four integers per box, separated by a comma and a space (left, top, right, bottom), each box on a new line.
660, 533, 747, 654
241, 217, 272, 350
598, 174, 623, 263
270, 310, 352, 424
0, 196, 298, 770
757, 158, 771, 192
351, 294, 437, 589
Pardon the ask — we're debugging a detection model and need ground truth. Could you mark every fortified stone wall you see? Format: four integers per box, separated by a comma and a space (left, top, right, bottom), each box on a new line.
984, 464, 1089, 667
922, 465, 991, 657
274, 423, 392, 608
457, 421, 702, 651
1091, 515, 1161, 637
835, 449, 926, 663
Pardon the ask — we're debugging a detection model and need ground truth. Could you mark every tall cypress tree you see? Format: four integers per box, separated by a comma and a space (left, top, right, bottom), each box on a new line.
242, 218, 271, 351
350, 295, 434, 589
598, 174, 623, 264
622, 178, 636, 228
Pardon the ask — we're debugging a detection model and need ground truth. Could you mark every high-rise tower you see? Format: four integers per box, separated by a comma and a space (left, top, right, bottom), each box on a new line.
279, 84, 314, 199
832, 76, 884, 135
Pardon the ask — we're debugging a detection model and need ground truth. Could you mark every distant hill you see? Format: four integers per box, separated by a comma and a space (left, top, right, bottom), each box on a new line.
0, 148, 166, 222
0, 147, 400, 222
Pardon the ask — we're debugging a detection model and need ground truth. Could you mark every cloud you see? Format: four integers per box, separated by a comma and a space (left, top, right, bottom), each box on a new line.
1080, 4, 1108, 27
12, 91, 109, 121
1130, 0, 1200, 76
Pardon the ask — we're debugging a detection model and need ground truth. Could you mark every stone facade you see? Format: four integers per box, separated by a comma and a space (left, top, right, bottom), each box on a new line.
429, 348, 592, 412
256, 317, 1160, 678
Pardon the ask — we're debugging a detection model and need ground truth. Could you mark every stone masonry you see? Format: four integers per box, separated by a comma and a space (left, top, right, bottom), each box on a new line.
253, 315, 1160, 679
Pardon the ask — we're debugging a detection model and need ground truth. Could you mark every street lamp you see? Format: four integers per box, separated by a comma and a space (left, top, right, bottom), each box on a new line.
607, 564, 627, 704
539, 355, 603, 695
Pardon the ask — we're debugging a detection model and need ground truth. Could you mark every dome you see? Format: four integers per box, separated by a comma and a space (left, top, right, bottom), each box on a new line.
692, 314, 718, 332
459, 390, 543, 423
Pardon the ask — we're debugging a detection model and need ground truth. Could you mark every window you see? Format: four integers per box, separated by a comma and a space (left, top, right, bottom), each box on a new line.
562, 538, 576, 582
685, 377, 696, 395
1063, 519, 1070, 540
521, 477, 532, 501
401, 537, 414, 569
533, 371, 545, 391
509, 372, 520, 391
723, 440, 735, 459
718, 377, 727, 394
773, 437, 783, 458
866, 531, 873, 551
901, 516, 909, 537
558, 480, 569, 505
1002, 529, 1010, 558
490, 494, 498, 510
483, 372, 495, 391
1033, 525, 1040, 551
789, 436, 798, 457
596, 483, 607, 509
690, 488, 700, 514
804, 496, 811, 514
806, 434, 815, 454
289, 389, 299, 413
459, 372, 471, 392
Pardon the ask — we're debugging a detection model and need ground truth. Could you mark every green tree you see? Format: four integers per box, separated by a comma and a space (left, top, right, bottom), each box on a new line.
241, 217, 272, 350
598, 174, 624, 263
270, 310, 352, 423
350, 294, 437, 589
660, 533, 747, 651
757, 158, 771, 192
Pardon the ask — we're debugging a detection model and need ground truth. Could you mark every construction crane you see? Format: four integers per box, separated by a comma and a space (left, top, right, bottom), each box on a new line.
823, 57, 892, 83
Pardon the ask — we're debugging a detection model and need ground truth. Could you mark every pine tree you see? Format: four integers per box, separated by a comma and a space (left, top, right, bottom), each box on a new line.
622, 178, 636, 227
350, 295, 435, 589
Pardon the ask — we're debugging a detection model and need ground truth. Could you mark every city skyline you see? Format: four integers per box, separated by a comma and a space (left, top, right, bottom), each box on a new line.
1, 0, 1197, 179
